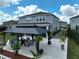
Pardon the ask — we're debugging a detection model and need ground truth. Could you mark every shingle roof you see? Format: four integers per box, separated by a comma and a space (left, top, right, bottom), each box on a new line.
19, 12, 59, 19
70, 15, 79, 20
4, 27, 47, 34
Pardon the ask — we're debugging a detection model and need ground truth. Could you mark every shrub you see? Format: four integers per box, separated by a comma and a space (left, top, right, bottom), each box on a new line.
67, 27, 79, 45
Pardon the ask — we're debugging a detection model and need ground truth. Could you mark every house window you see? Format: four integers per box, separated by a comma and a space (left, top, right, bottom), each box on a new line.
26, 20, 28, 22
40, 19, 42, 21
36, 19, 38, 21
43, 18, 45, 21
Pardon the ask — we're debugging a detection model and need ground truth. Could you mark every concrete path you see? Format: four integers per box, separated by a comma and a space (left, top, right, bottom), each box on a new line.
3, 37, 68, 59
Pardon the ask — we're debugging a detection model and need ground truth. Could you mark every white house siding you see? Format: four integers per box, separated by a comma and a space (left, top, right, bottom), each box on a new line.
70, 16, 79, 30
18, 12, 60, 32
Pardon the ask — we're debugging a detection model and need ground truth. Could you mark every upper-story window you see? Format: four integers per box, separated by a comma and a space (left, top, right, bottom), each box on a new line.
36, 19, 38, 21
40, 18, 42, 21
43, 18, 45, 21
26, 17, 31, 22
35, 16, 46, 22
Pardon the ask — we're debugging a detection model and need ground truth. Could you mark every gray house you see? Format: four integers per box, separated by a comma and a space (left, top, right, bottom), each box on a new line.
4, 12, 60, 38
17, 12, 60, 32
60, 21, 67, 30
2, 20, 17, 29
70, 15, 79, 31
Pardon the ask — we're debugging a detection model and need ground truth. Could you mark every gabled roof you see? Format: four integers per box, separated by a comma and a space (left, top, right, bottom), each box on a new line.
70, 15, 79, 20
2, 20, 18, 27
19, 12, 59, 19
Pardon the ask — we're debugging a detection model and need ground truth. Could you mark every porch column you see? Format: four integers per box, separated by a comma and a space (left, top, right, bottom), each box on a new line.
16, 33, 19, 43
32, 34, 34, 42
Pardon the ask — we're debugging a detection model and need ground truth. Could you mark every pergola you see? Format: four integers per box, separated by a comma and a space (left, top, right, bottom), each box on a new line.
3, 27, 47, 45
4, 27, 47, 34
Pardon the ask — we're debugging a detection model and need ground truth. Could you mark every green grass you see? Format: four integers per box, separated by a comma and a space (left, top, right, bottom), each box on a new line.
68, 39, 79, 59
0, 33, 16, 42
5, 33, 16, 40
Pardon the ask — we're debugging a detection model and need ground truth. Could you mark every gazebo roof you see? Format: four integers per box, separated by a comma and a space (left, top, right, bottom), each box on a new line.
4, 27, 47, 35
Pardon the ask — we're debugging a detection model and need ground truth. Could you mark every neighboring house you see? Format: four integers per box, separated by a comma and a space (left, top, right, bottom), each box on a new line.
17, 12, 60, 32
60, 21, 67, 30
0, 25, 6, 32
70, 15, 79, 30
2, 20, 17, 29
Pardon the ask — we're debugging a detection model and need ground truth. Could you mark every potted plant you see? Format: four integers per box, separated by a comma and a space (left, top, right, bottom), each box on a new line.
47, 31, 52, 45
59, 31, 66, 50
60, 36, 65, 50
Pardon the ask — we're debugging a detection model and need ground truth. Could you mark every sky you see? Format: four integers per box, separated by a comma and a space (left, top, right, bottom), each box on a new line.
0, 0, 79, 24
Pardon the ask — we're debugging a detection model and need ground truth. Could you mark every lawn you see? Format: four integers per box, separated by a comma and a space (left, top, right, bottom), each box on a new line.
68, 38, 79, 59
0, 33, 16, 42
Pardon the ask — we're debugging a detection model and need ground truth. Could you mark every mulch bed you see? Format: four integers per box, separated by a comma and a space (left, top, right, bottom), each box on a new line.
0, 49, 32, 59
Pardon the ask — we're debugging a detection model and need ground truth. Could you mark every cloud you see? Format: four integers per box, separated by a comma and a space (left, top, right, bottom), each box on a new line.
60, 5, 77, 16
58, 4, 79, 23
14, 5, 48, 16
53, 12, 70, 24
74, 4, 78, 7
0, 11, 18, 24
0, 0, 21, 7
0, 5, 47, 24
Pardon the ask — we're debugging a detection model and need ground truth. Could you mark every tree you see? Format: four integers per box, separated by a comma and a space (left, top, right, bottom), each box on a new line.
0, 40, 4, 53
0, 32, 6, 53
35, 36, 43, 53
11, 42, 21, 55
11, 33, 21, 55
47, 31, 52, 45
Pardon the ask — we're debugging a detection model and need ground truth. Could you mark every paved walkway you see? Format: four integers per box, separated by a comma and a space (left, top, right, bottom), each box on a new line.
0, 49, 32, 59
3, 34, 68, 59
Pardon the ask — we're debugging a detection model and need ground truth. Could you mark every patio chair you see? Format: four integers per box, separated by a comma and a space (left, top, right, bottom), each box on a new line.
24, 37, 34, 47
10, 39, 17, 46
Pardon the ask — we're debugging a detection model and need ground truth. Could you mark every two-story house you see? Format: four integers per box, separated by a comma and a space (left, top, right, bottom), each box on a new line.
16, 12, 60, 32
60, 21, 67, 30
70, 15, 79, 30
4, 12, 60, 38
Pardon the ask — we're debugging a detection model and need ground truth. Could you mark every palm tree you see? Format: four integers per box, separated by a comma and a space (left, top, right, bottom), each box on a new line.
11, 42, 21, 55
35, 36, 43, 53
0, 32, 6, 53
47, 31, 52, 45
0, 40, 4, 53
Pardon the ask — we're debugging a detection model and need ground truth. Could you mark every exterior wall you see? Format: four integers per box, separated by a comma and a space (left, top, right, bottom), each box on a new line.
18, 15, 52, 24
70, 16, 79, 30
50, 15, 60, 32
18, 12, 60, 32
60, 21, 67, 28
